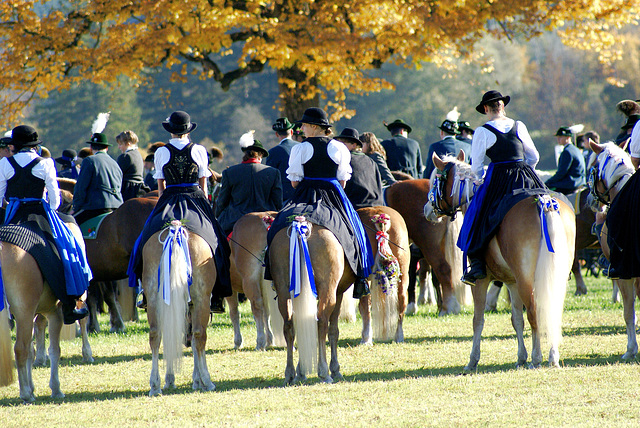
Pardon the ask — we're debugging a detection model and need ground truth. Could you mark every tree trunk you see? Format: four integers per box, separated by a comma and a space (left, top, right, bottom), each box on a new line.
277, 65, 320, 122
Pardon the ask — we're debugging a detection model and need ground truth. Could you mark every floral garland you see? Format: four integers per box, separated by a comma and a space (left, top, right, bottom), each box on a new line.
370, 213, 400, 294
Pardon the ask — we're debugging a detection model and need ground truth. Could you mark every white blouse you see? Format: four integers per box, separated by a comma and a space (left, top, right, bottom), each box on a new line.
0, 151, 60, 209
470, 118, 540, 178
286, 139, 352, 182
629, 121, 640, 159
153, 137, 212, 180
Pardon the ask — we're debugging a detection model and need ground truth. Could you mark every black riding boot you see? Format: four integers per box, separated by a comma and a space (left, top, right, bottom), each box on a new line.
62, 301, 89, 325
352, 277, 370, 299
462, 257, 487, 286
210, 295, 226, 314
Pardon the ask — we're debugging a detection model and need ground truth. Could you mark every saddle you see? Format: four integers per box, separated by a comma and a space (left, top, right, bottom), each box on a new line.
79, 212, 110, 239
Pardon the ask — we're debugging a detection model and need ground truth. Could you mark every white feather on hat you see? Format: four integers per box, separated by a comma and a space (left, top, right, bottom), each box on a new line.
239, 130, 255, 148
91, 112, 111, 134
3, 130, 11, 138
445, 107, 460, 122
568, 124, 584, 134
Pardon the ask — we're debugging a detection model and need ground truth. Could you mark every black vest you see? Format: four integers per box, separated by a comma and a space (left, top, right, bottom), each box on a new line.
162, 143, 199, 185
483, 122, 525, 163
302, 137, 339, 179
7, 156, 45, 199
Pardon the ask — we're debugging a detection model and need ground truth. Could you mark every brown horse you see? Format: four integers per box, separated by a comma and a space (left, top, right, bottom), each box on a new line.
356, 206, 410, 344
426, 152, 575, 369
83, 195, 157, 333
269, 219, 356, 384
586, 141, 639, 360
0, 222, 87, 403
141, 224, 217, 395
228, 211, 285, 350
385, 179, 467, 316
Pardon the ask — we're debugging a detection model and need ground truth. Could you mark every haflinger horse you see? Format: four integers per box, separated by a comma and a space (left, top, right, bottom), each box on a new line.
425, 151, 575, 369
228, 211, 285, 350
586, 140, 640, 360
0, 220, 88, 403
141, 221, 217, 395
269, 217, 357, 385
356, 206, 410, 344
385, 178, 468, 315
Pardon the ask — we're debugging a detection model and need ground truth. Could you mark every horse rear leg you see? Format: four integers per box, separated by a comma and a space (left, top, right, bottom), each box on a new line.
572, 258, 587, 295
226, 293, 243, 350
13, 310, 37, 403
33, 314, 48, 367
329, 291, 345, 381
506, 283, 528, 367
465, 279, 489, 372
618, 278, 638, 360
78, 317, 94, 363
358, 295, 372, 345
86, 282, 102, 334
104, 281, 125, 333
46, 311, 64, 399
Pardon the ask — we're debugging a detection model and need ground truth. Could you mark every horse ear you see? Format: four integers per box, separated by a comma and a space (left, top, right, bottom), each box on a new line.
589, 139, 603, 154
433, 152, 446, 171
619, 137, 630, 152
457, 149, 465, 162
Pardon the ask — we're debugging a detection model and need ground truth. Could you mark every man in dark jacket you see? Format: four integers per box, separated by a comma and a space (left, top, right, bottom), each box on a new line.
380, 119, 423, 178
216, 133, 283, 234
545, 126, 586, 195
265, 117, 298, 202
423, 118, 471, 179
72, 133, 123, 225
335, 127, 384, 209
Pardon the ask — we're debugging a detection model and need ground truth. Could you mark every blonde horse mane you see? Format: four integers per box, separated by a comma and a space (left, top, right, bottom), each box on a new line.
592, 142, 635, 188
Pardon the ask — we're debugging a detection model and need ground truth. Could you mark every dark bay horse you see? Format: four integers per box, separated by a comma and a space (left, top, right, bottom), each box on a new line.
83, 195, 157, 333
426, 152, 575, 369
586, 141, 639, 360
385, 179, 467, 316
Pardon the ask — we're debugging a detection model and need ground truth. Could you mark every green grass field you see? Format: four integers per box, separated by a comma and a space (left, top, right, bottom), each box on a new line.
1, 273, 639, 427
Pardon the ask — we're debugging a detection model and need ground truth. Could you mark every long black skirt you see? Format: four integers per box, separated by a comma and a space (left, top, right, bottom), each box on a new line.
606, 169, 640, 279
127, 185, 231, 297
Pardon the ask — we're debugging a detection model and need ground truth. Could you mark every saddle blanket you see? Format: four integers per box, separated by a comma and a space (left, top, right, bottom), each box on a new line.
80, 212, 110, 239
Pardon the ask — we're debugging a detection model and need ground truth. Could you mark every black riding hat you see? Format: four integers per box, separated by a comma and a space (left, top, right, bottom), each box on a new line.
297, 107, 331, 128
162, 111, 197, 135
385, 119, 412, 134
335, 127, 362, 146
55, 148, 77, 166
475, 90, 510, 114
10, 125, 42, 150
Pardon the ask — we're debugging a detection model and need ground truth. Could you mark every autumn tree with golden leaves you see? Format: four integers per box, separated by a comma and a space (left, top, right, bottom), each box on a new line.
0, 0, 638, 129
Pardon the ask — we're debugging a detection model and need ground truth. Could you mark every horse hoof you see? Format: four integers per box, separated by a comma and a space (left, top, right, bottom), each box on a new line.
319, 376, 333, 384
33, 358, 48, 368
463, 365, 476, 374
405, 303, 417, 315
83, 356, 95, 364
51, 391, 65, 399
331, 372, 343, 382
21, 394, 36, 404
621, 352, 637, 361
149, 388, 162, 397
359, 339, 373, 346
109, 326, 125, 334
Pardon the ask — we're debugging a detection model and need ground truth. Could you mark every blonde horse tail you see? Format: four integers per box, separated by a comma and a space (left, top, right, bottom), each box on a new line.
157, 227, 190, 376
446, 216, 469, 306
262, 278, 286, 347
0, 305, 15, 387
533, 209, 571, 355
371, 278, 398, 342
291, 250, 318, 377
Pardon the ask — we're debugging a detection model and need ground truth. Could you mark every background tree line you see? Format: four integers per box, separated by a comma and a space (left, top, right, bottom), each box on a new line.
22, 32, 639, 171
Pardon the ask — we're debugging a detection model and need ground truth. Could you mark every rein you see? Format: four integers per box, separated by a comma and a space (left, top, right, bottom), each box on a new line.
228, 237, 266, 266
429, 162, 478, 221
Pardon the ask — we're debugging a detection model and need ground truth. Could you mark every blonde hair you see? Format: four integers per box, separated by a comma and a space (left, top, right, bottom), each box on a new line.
360, 132, 387, 160
116, 130, 139, 146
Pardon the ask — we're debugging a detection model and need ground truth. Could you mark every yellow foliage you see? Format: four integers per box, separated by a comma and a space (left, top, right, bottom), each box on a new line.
0, 0, 639, 127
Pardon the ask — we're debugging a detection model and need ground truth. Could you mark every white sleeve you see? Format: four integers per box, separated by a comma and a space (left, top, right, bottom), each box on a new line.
192, 144, 212, 178
0, 158, 13, 203
515, 121, 540, 169
42, 158, 60, 209
327, 139, 352, 181
470, 127, 494, 178
286, 142, 314, 182
153, 147, 170, 179
630, 122, 640, 159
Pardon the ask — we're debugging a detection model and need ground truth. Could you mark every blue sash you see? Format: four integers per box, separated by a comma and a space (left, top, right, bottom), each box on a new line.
304, 177, 374, 278
5, 197, 92, 296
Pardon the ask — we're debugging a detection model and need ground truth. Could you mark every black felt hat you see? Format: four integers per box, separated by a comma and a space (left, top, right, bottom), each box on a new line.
297, 107, 331, 128
0, 137, 12, 149
335, 127, 362, 146
86, 132, 111, 147
10, 125, 42, 150
55, 148, 77, 166
272, 117, 294, 132
458, 121, 474, 134
475, 90, 510, 114
384, 119, 412, 134
439, 119, 459, 135
162, 111, 197, 135
622, 114, 640, 130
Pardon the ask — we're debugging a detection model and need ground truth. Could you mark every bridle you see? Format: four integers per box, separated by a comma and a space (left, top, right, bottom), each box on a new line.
587, 153, 631, 207
428, 161, 478, 221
